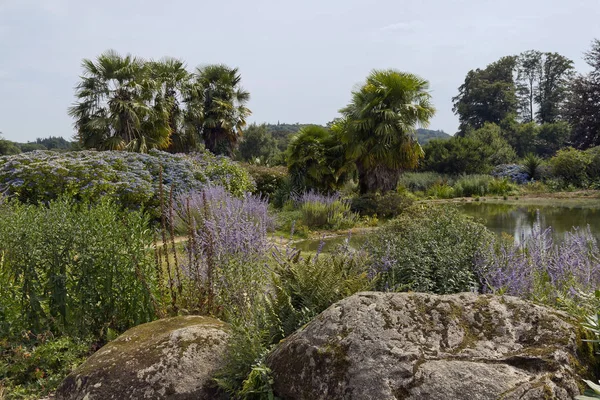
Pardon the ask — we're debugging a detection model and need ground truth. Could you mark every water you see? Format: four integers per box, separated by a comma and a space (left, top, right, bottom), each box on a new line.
293, 198, 600, 252
457, 199, 600, 243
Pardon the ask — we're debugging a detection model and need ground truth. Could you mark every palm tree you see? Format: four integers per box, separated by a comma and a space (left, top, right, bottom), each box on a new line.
149, 58, 199, 153
286, 125, 352, 192
188, 65, 251, 156
337, 69, 435, 193
69, 50, 171, 153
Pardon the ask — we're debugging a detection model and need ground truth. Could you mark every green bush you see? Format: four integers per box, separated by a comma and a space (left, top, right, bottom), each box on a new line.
368, 205, 493, 294
242, 164, 288, 200
522, 153, 543, 181
585, 146, 600, 183
0, 198, 160, 340
550, 147, 591, 187
350, 192, 414, 218
0, 150, 254, 216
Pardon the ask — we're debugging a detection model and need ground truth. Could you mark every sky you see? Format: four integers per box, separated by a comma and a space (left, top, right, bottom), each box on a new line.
0, 0, 599, 143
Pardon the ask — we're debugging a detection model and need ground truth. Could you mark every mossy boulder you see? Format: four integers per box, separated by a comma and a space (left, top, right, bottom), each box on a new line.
267, 292, 594, 400
56, 316, 229, 400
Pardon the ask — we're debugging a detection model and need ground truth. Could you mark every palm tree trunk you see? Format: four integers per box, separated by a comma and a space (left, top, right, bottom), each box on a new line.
357, 162, 401, 194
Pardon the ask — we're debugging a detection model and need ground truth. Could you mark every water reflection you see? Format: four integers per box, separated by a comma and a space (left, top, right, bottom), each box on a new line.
458, 201, 600, 243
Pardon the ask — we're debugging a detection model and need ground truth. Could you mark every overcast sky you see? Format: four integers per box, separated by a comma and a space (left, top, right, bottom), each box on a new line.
0, 0, 598, 143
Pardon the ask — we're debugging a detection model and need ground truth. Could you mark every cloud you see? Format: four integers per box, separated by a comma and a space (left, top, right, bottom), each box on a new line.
379, 20, 424, 33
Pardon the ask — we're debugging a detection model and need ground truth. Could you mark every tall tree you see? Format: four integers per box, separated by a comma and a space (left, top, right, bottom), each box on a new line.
453, 56, 518, 134
565, 39, 600, 149
516, 50, 542, 122
535, 52, 574, 123
189, 65, 251, 156
69, 50, 171, 152
149, 58, 197, 153
338, 69, 435, 194
516, 51, 574, 124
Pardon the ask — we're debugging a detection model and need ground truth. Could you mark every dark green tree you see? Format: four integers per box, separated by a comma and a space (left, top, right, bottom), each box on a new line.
453, 56, 518, 134
237, 123, 279, 163
337, 69, 435, 193
188, 65, 251, 156
535, 52, 574, 123
565, 39, 600, 149
286, 125, 351, 192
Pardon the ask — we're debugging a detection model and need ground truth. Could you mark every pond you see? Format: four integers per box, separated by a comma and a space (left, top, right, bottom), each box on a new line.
293, 198, 600, 252
457, 198, 600, 243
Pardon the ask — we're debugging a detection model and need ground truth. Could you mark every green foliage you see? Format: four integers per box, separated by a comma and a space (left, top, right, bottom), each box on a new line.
426, 183, 455, 199
566, 39, 600, 149
238, 124, 281, 164
369, 205, 493, 294
422, 123, 516, 175
267, 247, 372, 342
522, 153, 543, 180
550, 147, 592, 187
0, 198, 160, 340
0, 335, 90, 398
337, 69, 434, 193
453, 56, 518, 133
193, 64, 251, 156
286, 125, 351, 193
350, 191, 414, 218
242, 164, 288, 200
415, 129, 451, 145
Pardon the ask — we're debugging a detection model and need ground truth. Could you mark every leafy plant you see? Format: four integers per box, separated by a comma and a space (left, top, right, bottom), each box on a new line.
369, 205, 492, 294
294, 192, 358, 230
522, 153, 543, 180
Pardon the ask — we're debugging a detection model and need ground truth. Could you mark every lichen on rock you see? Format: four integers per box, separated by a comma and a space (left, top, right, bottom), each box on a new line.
56, 315, 229, 400
267, 292, 593, 400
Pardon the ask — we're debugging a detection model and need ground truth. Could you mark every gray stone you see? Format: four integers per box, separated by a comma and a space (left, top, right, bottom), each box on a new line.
267, 292, 592, 400
56, 316, 229, 400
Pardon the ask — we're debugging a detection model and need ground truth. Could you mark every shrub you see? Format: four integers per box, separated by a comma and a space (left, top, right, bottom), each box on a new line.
368, 205, 493, 294
586, 146, 600, 183
488, 178, 517, 196
0, 198, 160, 340
294, 192, 358, 230
550, 147, 591, 187
173, 186, 273, 319
350, 191, 414, 218
491, 164, 530, 184
242, 164, 288, 200
477, 217, 600, 315
0, 150, 254, 216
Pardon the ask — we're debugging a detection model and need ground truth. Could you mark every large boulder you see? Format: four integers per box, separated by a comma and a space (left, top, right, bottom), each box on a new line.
267, 292, 593, 400
56, 316, 229, 400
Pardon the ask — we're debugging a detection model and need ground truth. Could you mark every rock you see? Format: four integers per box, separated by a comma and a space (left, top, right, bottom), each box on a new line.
56, 316, 229, 400
267, 292, 592, 400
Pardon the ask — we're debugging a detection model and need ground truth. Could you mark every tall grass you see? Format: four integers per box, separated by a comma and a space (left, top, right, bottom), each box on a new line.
397, 172, 453, 192
293, 191, 358, 230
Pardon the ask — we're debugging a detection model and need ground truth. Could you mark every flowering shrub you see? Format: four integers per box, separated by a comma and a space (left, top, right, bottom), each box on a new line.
172, 186, 273, 318
491, 164, 530, 184
0, 150, 254, 214
477, 216, 600, 311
